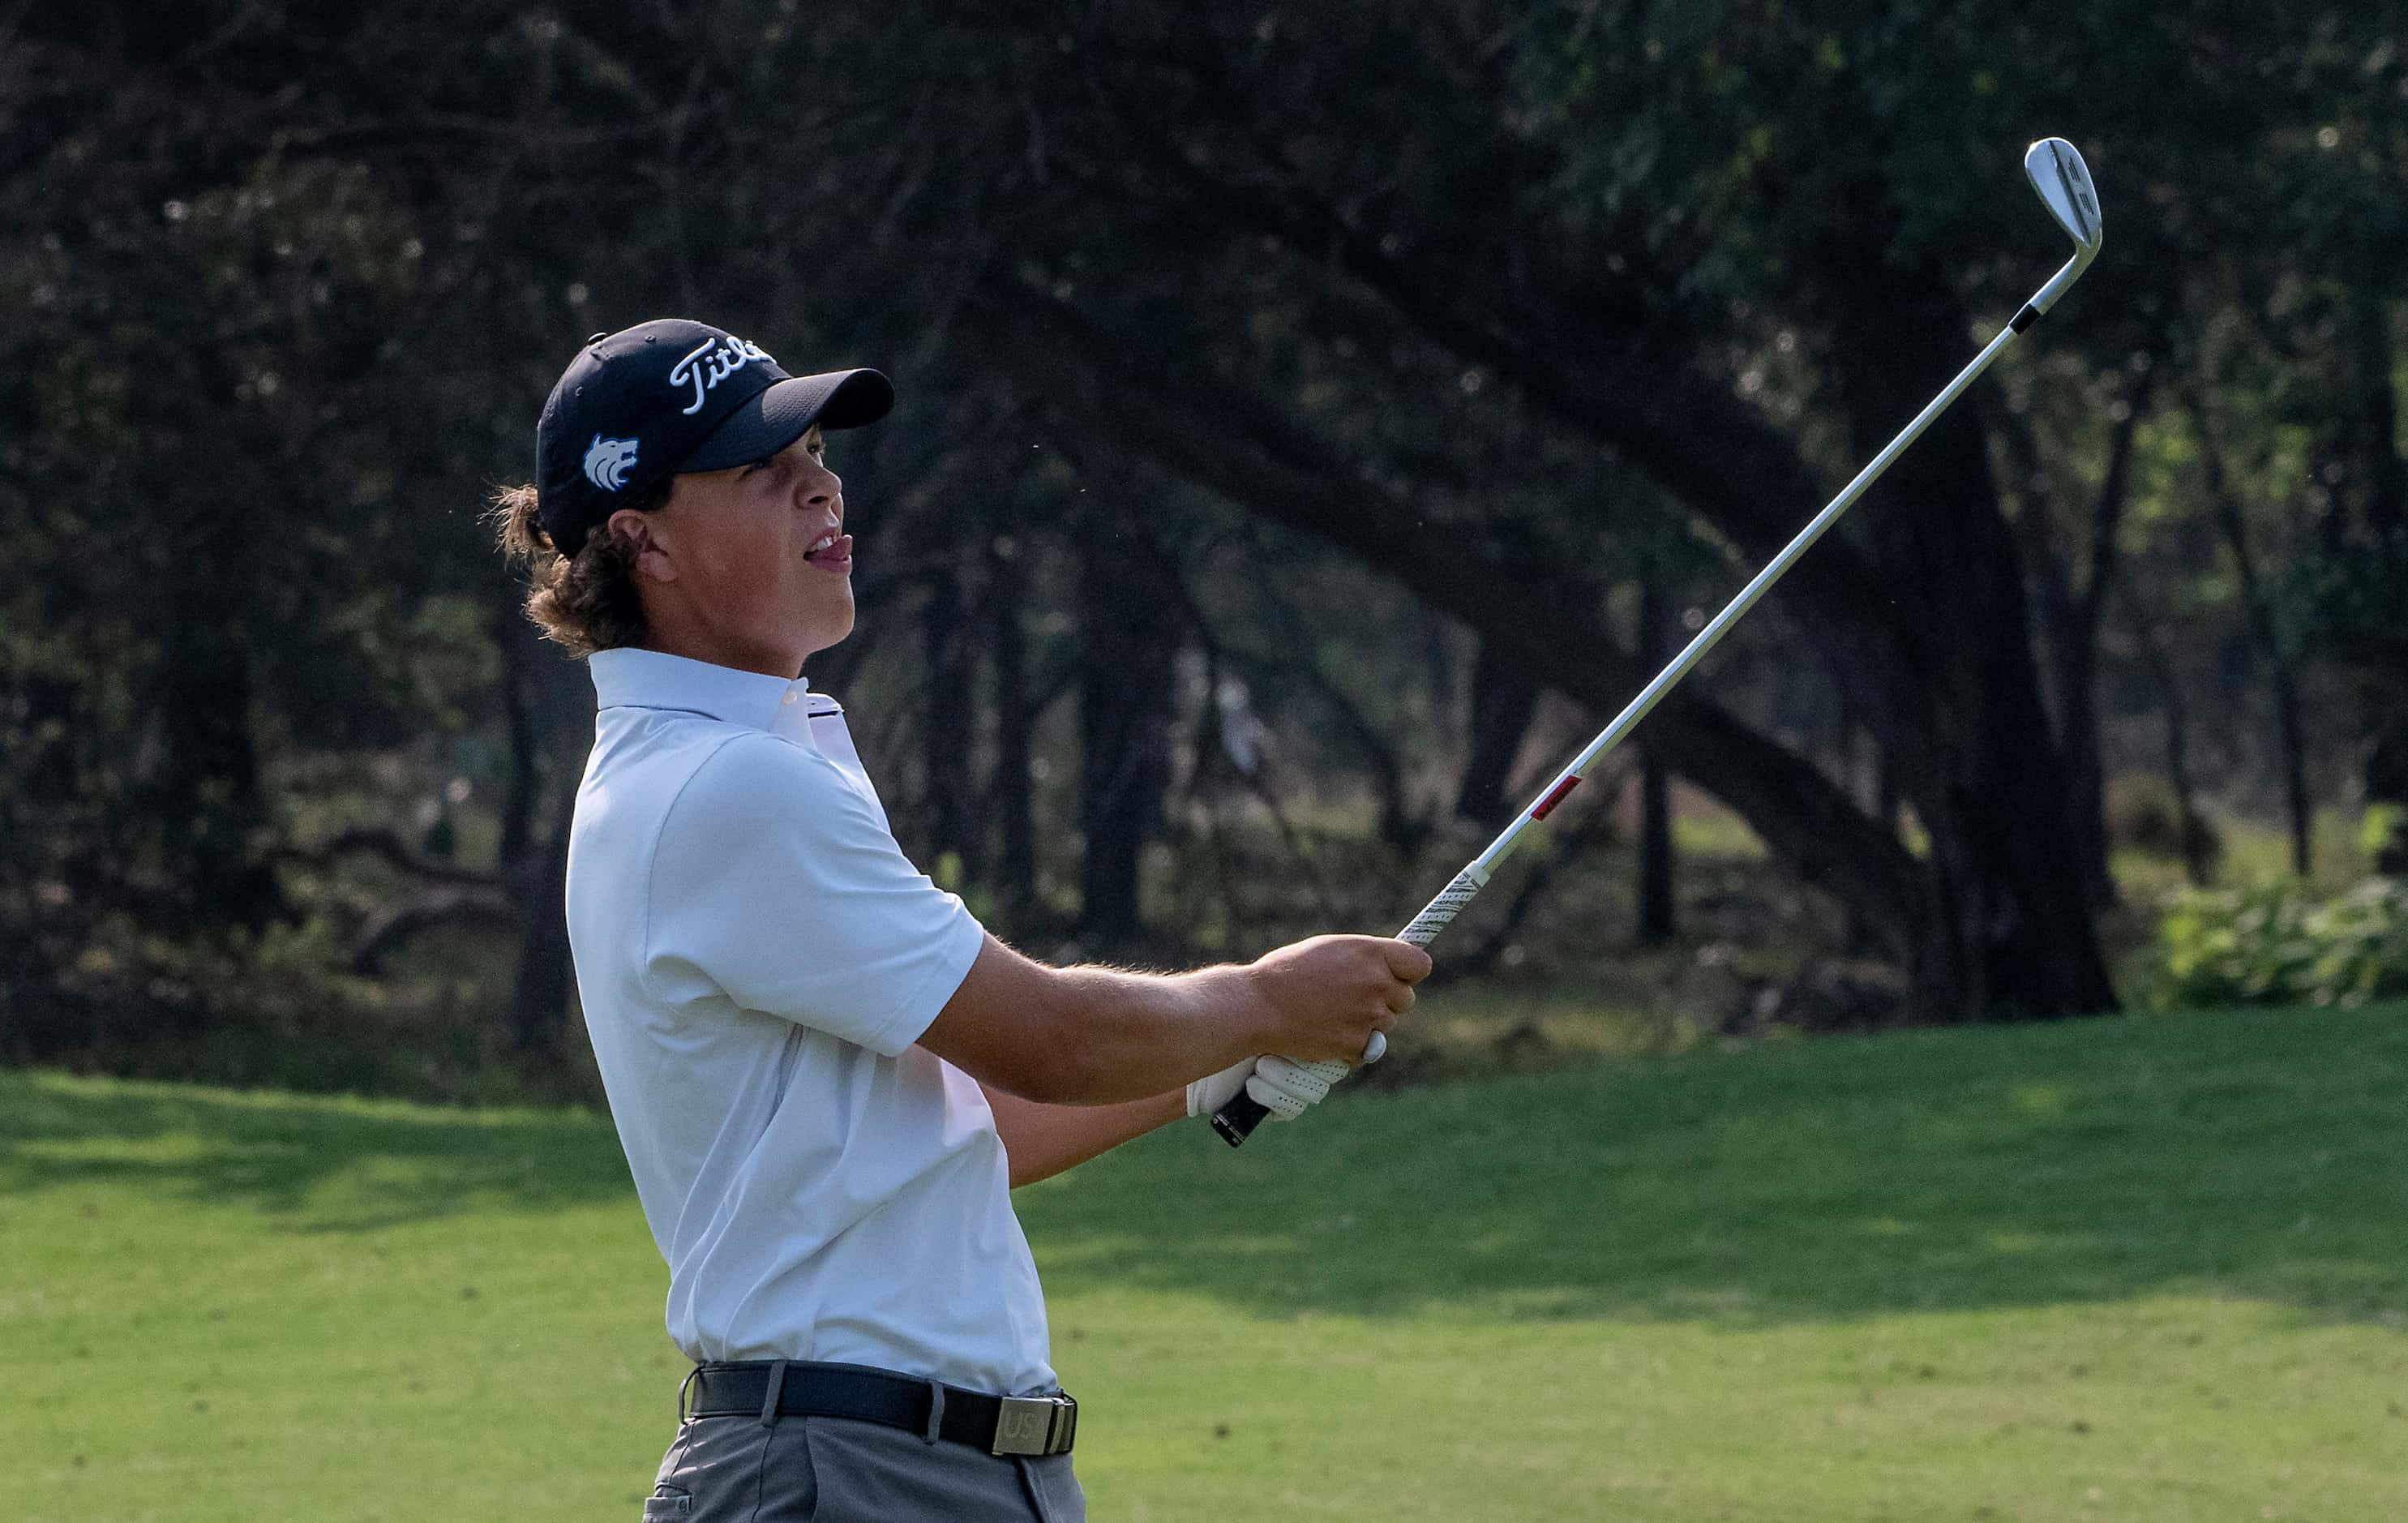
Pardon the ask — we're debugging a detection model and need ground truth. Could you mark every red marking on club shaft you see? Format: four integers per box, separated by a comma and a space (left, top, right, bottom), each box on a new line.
1530, 774, 1583, 821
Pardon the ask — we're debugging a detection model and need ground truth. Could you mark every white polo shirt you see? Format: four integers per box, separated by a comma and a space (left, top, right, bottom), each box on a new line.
565, 646, 1055, 1396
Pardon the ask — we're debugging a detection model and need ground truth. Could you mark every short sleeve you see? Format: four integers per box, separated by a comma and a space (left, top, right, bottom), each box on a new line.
643, 732, 984, 1055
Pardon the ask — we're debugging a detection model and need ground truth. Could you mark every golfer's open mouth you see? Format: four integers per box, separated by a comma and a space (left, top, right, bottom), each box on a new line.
803, 530, 854, 573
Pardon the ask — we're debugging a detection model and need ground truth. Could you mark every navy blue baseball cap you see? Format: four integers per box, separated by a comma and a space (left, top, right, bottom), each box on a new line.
534, 318, 894, 557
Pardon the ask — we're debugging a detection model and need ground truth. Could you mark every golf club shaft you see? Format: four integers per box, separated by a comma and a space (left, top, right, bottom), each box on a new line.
1211, 257, 2082, 1148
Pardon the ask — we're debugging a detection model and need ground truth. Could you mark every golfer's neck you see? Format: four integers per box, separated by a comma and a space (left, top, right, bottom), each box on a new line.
638, 600, 812, 681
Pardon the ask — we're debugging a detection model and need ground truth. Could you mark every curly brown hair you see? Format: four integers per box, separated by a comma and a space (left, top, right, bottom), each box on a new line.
486, 479, 671, 656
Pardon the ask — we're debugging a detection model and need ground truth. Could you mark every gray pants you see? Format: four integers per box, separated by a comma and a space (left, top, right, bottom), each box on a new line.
644, 1410, 1086, 1522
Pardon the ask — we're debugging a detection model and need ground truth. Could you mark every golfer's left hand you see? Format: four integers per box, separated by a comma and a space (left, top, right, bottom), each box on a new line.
1186, 1053, 1343, 1123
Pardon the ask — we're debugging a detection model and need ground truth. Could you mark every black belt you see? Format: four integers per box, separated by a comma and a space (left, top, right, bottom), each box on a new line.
683, 1360, 1078, 1457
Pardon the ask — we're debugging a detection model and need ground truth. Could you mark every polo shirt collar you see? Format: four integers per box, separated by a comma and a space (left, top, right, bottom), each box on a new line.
589, 646, 808, 732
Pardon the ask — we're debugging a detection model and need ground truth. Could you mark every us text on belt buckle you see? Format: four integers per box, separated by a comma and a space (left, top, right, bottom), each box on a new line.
991, 1392, 1077, 1456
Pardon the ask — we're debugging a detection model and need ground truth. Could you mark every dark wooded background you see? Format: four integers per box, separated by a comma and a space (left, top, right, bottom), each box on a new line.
5, 2, 2403, 1089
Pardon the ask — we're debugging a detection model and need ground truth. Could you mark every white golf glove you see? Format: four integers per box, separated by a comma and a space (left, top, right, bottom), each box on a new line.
1185, 1041, 1378, 1124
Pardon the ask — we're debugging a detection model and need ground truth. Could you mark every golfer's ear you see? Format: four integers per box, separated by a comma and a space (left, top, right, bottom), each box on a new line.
609, 508, 676, 582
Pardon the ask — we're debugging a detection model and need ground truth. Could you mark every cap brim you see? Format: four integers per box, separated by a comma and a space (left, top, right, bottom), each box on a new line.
676, 368, 896, 474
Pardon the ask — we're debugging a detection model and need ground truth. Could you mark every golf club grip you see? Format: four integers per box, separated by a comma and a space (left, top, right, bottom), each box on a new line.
1211, 868, 1489, 1148
1208, 1088, 1275, 1145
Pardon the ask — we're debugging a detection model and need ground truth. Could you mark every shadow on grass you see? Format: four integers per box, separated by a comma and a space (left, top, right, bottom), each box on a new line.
1020, 1003, 2408, 1330
6, 1006, 2404, 1327
0, 1073, 631, 1231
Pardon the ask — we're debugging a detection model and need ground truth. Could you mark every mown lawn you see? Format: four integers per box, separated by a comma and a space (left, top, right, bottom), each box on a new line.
4, 1003, 2404, 1521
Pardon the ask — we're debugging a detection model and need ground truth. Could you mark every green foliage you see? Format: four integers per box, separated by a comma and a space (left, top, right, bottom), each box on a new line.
2150, 877, 2408, 1010
2365, 802, 2406, 858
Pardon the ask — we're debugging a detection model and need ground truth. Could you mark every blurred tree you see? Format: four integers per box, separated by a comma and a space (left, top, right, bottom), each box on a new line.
1635, 572, 1677, 947
1455, 639, 1542, 833
1074, 493, 1183, 948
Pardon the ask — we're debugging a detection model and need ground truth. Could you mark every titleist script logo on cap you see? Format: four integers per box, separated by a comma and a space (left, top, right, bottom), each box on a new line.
671, 334, 773, 415
582, 435, 641, 491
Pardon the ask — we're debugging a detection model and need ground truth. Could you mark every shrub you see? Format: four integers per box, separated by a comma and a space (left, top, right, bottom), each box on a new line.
2150, 877, 2408, 1010
2105, 770, 2222, 872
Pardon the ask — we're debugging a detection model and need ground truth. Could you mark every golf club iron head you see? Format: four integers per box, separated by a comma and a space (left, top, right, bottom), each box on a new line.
2025, 137, 2102, 256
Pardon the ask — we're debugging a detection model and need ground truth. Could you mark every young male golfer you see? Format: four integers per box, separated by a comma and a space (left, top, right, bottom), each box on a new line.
492, 319, 1429, 1521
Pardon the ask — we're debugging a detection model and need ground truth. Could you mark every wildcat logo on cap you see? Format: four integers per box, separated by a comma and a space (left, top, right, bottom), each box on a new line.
670, 334, 774, 415
582, 435, 641, 491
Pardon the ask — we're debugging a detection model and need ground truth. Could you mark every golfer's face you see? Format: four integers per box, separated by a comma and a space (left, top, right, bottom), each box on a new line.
670, 425, 856, 661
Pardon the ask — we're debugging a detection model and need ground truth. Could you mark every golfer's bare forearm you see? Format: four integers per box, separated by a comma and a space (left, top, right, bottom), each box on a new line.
920, 934, 1276, 1105
978, 1083, 1186, 1186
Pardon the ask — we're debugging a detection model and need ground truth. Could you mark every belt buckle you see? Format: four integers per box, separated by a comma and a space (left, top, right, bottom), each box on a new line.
990, 1392, 1077, 1456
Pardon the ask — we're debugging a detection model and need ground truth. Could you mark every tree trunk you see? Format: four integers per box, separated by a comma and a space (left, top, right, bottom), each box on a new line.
1825, 268, 2119, 1021
1076, 509, 1180, 948
920, 552, 981, 882
2190, 385, 2312, 877
493, 594, 543, 874
2064, 380, 2150, 908
987, 532, 1039, 928
499, 643, 596, 1056
1636, 574, 1676, 946
503, 757, 580, 1053
144, 540, 282, 935
2268, 659, 2312, 878
2349, 287, 2404, 535
2120, 581, 2218, 887
2347, 287, 2405, 872
1454, 637, 1540, 830
2003, 363, 2154, 909
1243, 558, 1427, 858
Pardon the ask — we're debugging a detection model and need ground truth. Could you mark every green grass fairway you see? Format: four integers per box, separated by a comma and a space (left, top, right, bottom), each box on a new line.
6, 1006, 2406, 1521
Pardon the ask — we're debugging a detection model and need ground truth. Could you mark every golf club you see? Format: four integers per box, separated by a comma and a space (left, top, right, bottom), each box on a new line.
1215, 136, 2105, 1147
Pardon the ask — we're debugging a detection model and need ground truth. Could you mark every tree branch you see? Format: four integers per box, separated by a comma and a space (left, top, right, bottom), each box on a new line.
350, 885, 523, 976
278, 827, 502, 890
965, 284, 1923, 955
1067, 41, 1906, 654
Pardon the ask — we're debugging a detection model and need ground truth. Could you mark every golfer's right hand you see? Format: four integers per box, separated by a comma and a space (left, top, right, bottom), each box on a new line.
1242, 933, 1431, 1066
